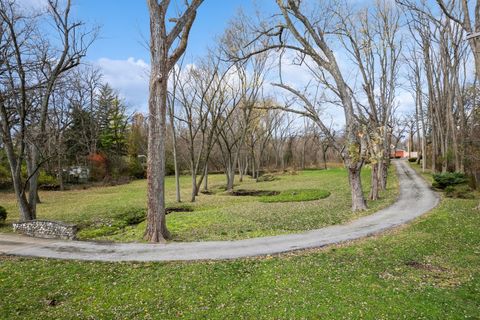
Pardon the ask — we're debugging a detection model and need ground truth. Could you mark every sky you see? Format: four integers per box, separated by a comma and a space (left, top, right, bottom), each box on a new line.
74, 0, 278, 61
70, 0, 279, 112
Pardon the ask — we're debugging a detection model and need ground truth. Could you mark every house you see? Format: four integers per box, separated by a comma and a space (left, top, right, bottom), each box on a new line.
390, 149, 408, 158
65, 166, 90, 183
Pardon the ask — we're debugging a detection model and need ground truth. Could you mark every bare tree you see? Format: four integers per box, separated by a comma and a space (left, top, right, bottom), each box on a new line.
334, 0, 402, 199
167, 62, 182, 203
405, 44, 428, 172
435, 0, 480, 77
401, 0, 471, 173
146, 0, 203, 242
217, 14, 270, 191
246, 0, 368, 210
0, 0, 94, 221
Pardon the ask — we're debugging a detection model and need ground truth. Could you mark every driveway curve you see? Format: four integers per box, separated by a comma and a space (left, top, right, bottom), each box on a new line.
0, 160, 439, 262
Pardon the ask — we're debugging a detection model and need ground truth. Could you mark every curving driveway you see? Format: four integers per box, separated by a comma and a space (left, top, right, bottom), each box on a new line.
0, 160, 439, 262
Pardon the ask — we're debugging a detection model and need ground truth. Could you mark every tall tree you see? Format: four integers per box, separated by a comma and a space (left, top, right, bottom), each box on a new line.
146, 0, 203, 242
247, 0, 369, 210
334, 0, 402, 199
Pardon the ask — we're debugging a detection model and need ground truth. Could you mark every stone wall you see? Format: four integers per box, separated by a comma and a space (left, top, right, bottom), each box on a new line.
13, 220, 77, 240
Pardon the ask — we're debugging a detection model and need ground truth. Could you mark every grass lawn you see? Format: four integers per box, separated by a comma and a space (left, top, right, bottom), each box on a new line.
0, 170, 478, 319
259, 189, 331, 203
0, 165, 398, 242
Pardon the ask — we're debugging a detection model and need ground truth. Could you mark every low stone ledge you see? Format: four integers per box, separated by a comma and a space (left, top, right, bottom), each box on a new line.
13, 220, 77, 240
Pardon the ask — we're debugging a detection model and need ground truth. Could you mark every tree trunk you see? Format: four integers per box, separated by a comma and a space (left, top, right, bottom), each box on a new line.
57, 142, 65, 191
238, 156, 243, 182
301, 140, 306, 170
379, 159, 388, 190
322, 145, 328, 170
203, 163, 208, 192
379, 137, 389, 190
191, 168, 197, 202
251, 154, 256, 179
26, 146, 39, 218
4, 143, 34, 220
348, 164, 368, 211
170, 113, 181, 203
226, 162, 235, 192
145, 73, 170, 242
369, 162, 380, 200
57, 153, 64, 192
12, 172, 33, 221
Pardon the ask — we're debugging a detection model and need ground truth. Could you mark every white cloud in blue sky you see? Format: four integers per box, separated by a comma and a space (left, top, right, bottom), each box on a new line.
94, 57, 150, 111
17, 0, 48, 9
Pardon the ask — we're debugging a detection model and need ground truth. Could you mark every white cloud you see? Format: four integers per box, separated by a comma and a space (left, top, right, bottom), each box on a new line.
16, 0, 48, 10
94, 57, 150, 111
395, 89, 416, 114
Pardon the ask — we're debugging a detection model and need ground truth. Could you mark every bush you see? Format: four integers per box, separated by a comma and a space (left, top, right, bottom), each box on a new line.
128, 157, 146, 179
0, 168, 11, 189
38, 170, 57, 186
0, 206, 7, 223
408, 158, 417, 162
432, 172, 468, 189
445, 185, 475, 199
116, 208, 146, 226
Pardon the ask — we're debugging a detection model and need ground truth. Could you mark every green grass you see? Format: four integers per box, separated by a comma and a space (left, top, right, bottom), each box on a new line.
259, 189, 330, 203
1, 184, 478, 318
409, 162, 435, 184
0, 165, 398, 242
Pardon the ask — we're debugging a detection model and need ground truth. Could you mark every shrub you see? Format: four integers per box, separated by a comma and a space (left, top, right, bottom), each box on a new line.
128, 157, 146, 179
445, 185, 475, 199
116, 208, 146, 226
38, 170, 57, 186
408, 158, 417, 162
88, 153, 107, 181
432, 172, 468, 189
0, 206, 7, 223
0, 165, 10, 189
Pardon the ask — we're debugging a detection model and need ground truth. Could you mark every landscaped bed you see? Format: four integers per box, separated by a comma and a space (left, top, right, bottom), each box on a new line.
0, 166, 398, 242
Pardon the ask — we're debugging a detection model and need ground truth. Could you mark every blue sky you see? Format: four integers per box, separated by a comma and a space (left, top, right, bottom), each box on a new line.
62, 0, 278, 111
74, 1, 277, 62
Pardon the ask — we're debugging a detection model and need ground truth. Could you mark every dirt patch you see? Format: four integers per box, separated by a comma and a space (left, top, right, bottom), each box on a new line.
39, 184, 61, 191
405, 260, 447, 272
230, 189, 280, 196
165, 207, 194, 215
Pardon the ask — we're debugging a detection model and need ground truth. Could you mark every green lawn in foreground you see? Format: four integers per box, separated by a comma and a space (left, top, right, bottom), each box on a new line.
0, 174, 478, 319
0, 165, 398, 242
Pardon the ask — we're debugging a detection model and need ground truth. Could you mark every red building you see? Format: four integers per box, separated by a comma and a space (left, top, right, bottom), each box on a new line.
390, 149, 408, 158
